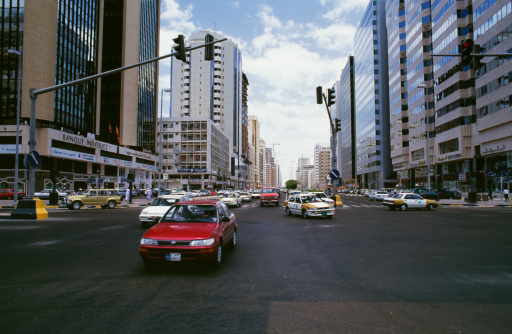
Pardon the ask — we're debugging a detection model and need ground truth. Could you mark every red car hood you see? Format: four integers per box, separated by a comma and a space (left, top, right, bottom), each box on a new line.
143, 222, 217, 240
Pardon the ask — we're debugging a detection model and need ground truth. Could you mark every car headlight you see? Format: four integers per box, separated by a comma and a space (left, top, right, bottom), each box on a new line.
190, 238, 215, 246
140, 238, 158, 245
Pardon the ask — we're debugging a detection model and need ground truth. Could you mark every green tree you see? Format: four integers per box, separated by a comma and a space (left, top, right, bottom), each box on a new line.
285, 180, 300, 190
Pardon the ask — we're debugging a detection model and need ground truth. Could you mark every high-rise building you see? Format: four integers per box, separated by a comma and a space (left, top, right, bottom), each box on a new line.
248, 115, 262, 188
337, 56, 356, 188
472, 0, 512, 192
314, 143, 330, 187
0, 0, 160, 192
354, 0, 392, 189
170, 31, 243, 155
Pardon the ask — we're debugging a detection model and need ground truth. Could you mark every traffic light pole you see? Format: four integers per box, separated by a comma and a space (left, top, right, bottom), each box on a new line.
322, 94, 335, 134
25, 37, 227, 198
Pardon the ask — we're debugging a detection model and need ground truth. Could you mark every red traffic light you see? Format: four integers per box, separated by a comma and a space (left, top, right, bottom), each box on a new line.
462, 39, 473, 49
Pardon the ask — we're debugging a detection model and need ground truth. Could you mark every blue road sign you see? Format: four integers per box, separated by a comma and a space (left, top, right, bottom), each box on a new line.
28, 151, 41, 168
329, 169, 340, 180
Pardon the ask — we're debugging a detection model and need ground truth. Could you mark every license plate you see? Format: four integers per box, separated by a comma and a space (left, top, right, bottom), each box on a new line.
165, 253, 181, 261
322, 212, 327, 216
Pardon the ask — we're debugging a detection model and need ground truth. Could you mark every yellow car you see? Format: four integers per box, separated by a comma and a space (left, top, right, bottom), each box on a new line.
382, 193, 438, 211
64, 189, 122, 210
283, 193, 336, 219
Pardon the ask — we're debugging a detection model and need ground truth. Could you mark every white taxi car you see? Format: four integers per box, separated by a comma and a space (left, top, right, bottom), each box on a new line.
283, 193, 335, 219
240, 192, 252, 202
220, 192, 242, 207
382, 193, 438, 211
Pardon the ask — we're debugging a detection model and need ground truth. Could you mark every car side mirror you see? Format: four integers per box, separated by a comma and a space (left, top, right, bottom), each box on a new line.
221, 216, 230, 223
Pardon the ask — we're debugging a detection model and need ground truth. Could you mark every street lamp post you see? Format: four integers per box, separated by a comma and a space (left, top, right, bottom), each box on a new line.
159, 88, 171, 194
8, 49, 22, 205
418, 83, 430, 191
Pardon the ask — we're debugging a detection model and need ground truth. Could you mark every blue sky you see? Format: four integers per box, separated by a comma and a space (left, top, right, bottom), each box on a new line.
159, 0, 368, 182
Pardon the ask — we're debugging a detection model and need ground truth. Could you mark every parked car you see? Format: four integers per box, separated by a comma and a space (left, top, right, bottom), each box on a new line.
139, 195, 189, 228
139, 200, 237, 268
413, 188, 440, 201
34, 189, 68, 199
63, 189, 122, 210
382, 193, 438, 211
260, 187, 280, 206
0, 189, 26, 200
283, 193, 336, 218
438, 189, 462, 199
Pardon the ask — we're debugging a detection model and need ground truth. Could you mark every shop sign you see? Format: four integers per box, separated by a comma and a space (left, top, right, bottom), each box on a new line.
136, 163, 156, 171
119, 147, 154, 160
0, 144, 18, 154
482, 144, 506, 155
437, 153, 462, 163
52, 147, 96, 162
178, 168, 207, 173
393, 163, 405, 170
100, 156, 133, 167
61, 133, 113, 152
459, 173, 466, 181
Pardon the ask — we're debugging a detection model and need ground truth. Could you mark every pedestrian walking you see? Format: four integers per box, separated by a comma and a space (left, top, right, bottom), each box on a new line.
504, 188, 509, 201
147, 188, 152, 201
125, 188, 130, 202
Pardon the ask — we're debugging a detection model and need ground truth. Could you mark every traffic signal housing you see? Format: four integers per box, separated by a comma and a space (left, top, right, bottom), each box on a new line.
316, 86, 323, 104
461, 39, 473, 67
473, 44, 485, 70
173, 35, 187, 62
334, 118, 341, 133
327, 88, 336, 106
205, 33, 214, 61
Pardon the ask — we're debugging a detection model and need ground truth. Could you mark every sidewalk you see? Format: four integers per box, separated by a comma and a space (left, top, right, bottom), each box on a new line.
437, 198, 512, 207
0, 196, 154, 210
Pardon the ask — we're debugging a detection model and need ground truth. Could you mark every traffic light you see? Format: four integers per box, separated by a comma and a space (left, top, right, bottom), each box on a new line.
316, 86, 323, 104
461, 39, 473, 67
205, 33, 214, 61
473, 44, 485, 70
173, 35, 187, 62
327, 88, 336, 106
334, 118, 341, 132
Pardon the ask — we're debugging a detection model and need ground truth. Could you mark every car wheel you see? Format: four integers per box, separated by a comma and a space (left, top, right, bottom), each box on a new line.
285, 207, 292, 216
141, 221, 149, 228
400, 204, 407, 211
212, 241, 223, 267
275, 202, 279, 207
143, 259, 157, 270
107, 200, 116, 209
302, 210, 309, 219
230, 230, 237, 248
72, 201, 82, 210
427, 203, 434, 211
260, 202, 263, 207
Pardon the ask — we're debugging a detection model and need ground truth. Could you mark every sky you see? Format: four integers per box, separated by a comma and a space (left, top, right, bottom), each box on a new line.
158, 0, 369, 182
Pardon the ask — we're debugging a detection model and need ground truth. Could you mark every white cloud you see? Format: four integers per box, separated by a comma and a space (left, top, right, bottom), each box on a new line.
321, 0, 370, 21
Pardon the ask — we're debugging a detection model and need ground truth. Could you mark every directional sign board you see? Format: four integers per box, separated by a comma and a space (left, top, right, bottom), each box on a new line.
24, 151, 41, 168
329, 169, 340, 180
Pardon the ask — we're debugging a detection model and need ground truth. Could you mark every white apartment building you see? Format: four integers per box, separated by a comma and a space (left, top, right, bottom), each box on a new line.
314, 143, 330, 187
157, 117, 231, 190
170, 31, 243, 157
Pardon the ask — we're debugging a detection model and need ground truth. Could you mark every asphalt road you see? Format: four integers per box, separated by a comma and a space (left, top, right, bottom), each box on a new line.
1, 198, 511, 333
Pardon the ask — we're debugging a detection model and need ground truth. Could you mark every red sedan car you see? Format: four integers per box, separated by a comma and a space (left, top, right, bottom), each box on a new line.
139, 200, 237, 268
0, 189, 25, 200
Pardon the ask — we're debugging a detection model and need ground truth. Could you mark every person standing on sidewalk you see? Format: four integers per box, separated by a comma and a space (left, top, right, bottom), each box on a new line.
504, 188, 509, 201
146, 188, 152, 201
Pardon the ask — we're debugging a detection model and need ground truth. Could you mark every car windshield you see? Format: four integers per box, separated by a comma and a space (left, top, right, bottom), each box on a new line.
150, 198, 176, 206
391, 194, 402, 198
221, 193, 234, 198
302, 195, 322, 203
262, 188, 277, 194
314, 193, 327, 199
161, 205, 218, 223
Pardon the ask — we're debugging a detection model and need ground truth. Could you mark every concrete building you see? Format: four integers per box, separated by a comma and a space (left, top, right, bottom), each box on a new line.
157, 117, 230, 190
248, 115, 263, 188
0, 0, 160, 193
314, 143, 330, 187
354, 0, 392, 190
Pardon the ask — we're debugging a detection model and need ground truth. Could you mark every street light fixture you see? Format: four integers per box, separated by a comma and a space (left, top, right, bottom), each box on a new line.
8, 49, 22, 205
159, 88, 171, 194
417, 83, 431, 191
